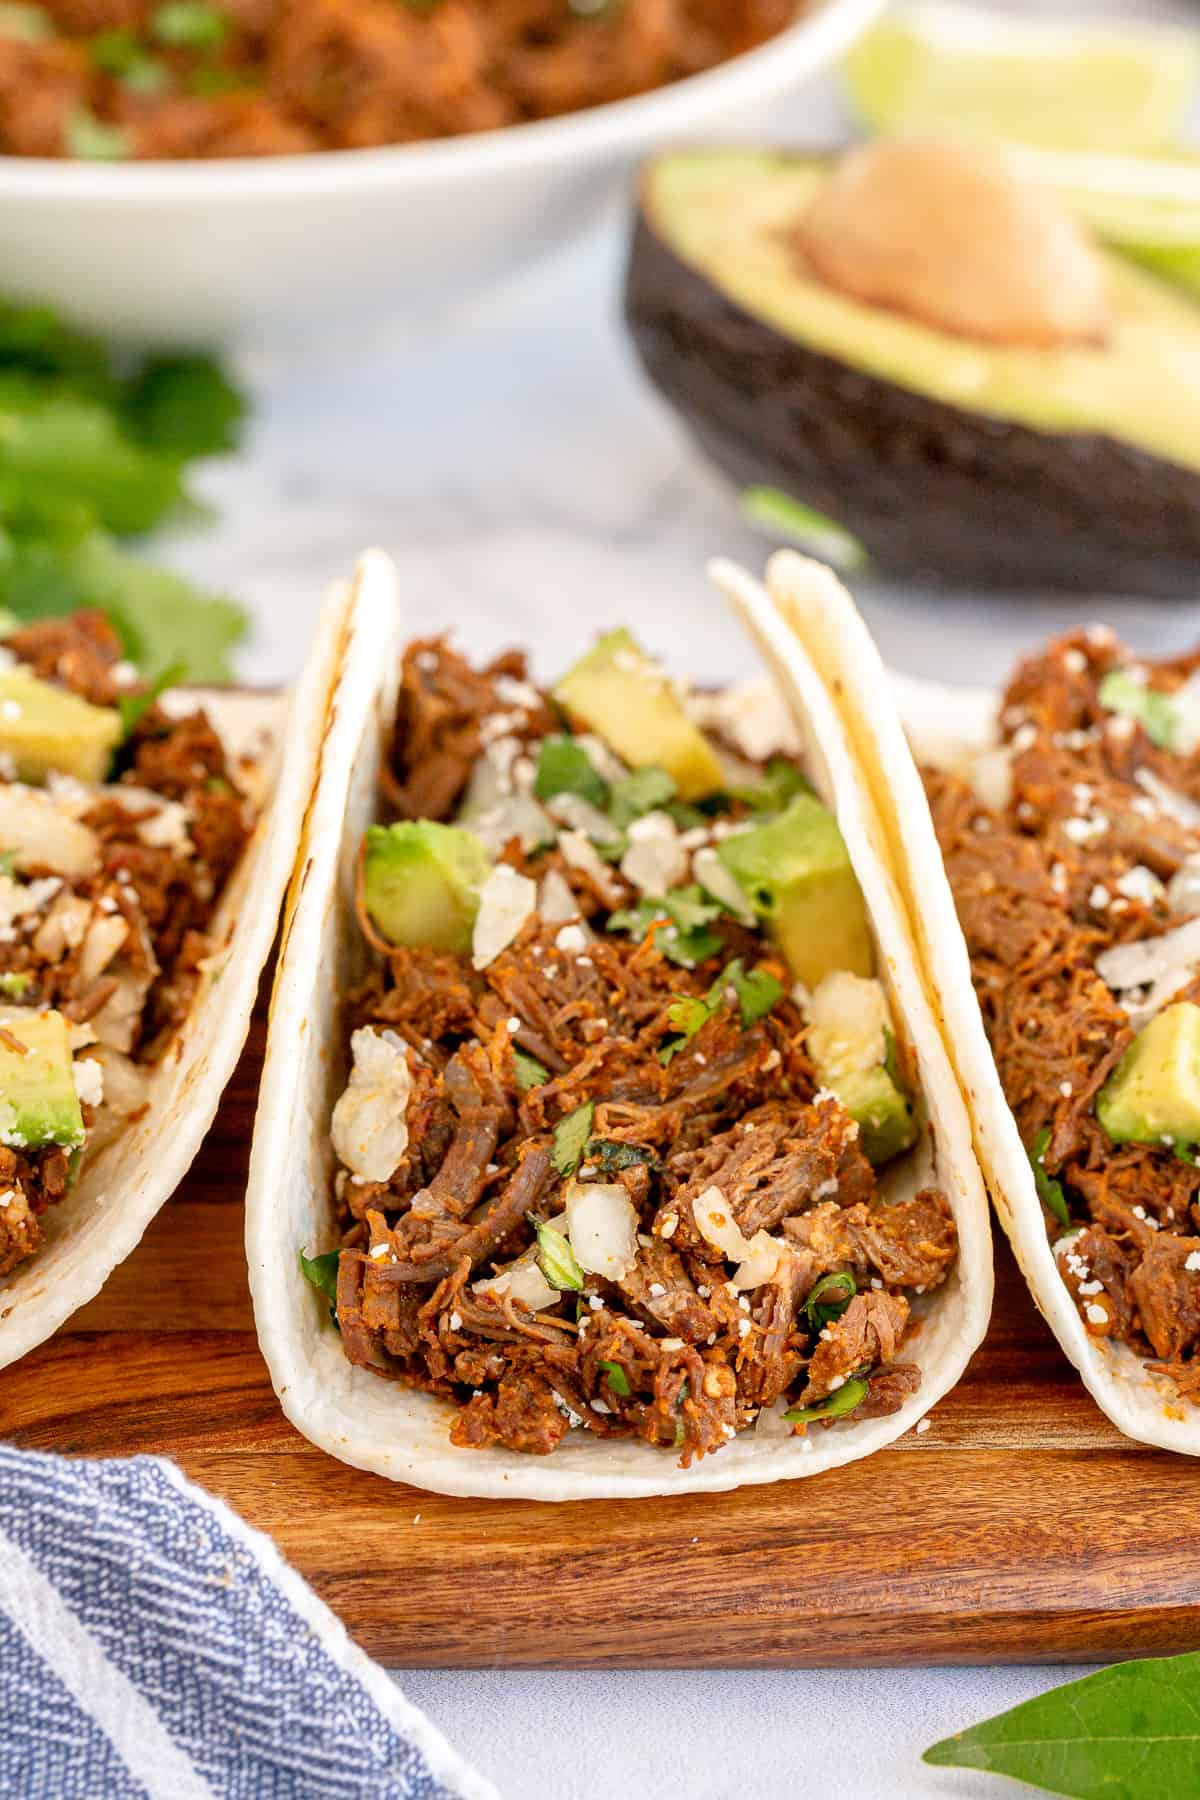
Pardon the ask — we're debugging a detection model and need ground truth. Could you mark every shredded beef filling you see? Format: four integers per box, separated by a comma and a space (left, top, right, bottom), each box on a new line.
925, 626, 1200, 1392
328, 638, 957, 1463
0, 0, 799, 161
0, 610, 253, 1278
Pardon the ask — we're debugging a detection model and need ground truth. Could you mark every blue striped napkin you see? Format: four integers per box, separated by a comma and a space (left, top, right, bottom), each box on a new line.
0, 1446, 497, 1800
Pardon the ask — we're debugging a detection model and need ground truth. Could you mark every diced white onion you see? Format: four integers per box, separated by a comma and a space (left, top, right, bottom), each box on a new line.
1135, 768, 1200, 829
558, 831, 622, 907
0, 785, 99, 879
539, 869, 582, 926
547, 792, 623, 846
620, 811, 687, 897
564, 1180, 639, 1281
1167, 856, 1200, 918
969, 744, 1013, 812
471, 865, 537, 971
476, 1256, 558, 1314
692, 846, 755, 924
330, 1027, 413, 1182
692, 1185, 782, 1289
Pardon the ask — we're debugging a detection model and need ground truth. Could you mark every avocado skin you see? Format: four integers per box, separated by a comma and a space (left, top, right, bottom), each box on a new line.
624, 201, 1200, 597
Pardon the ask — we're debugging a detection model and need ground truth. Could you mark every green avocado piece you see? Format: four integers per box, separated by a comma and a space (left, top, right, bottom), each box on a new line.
362, 821, 491, 956
0, 667, 120, 784
1096, 1001, 1200, 1147
0, 1006, 85, 1152
626, 149, 1200, 595
716, 794, 874, 987
553, 629, 724, 803
830, 1064, 917, 1167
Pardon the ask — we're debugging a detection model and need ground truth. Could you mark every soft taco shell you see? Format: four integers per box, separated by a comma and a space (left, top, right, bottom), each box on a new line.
762, 547, 1200, 1453
244, 552, 992, 1500
0, 575, 354, 1372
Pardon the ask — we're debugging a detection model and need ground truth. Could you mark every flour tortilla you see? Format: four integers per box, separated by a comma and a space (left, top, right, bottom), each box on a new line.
763, 547, 1200, 1453
0, 576, 353, 1373
245, 551, 993, 1500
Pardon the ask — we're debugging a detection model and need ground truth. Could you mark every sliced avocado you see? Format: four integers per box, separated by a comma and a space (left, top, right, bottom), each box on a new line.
1096, 1001, 1200, 1146
0, 1006, 85, 1151
626, 148, 1200, 596
830, 1065, 917, 1167
0, 667, 120, 784
553, 629, 724, 803
716, 794, 874, 987
362, 822, 490, 956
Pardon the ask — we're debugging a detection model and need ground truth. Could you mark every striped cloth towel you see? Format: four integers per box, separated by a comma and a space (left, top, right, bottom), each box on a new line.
0, 1446, 498, 1800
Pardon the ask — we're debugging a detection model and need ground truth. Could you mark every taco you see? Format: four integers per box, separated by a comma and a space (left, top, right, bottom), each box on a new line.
246, 554, 991, 1499
761, 547, 1200, 1453
0, 573, 354, 1372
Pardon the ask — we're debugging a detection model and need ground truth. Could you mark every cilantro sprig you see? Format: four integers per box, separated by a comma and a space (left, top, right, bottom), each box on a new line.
1029, 1127, 1071, 1231
658, 958, 783, 1065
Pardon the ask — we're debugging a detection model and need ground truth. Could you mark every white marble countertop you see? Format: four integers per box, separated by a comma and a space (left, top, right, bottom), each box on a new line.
164, 84, 1197, 1800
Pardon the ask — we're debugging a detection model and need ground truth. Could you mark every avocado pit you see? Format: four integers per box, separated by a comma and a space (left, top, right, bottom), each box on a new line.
795, 138, 1111, 350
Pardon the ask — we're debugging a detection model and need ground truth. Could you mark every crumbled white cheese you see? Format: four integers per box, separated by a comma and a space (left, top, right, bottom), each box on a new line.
555, 923, 588, 956
471, 865, 537, 971
330, 1027, 413, 1182
1084, 1302, 1109, 1327
1116, 865, 1164, 908
136, 801, 192, 855
72, 1057, 104, 1110
804, 971, 889, 1081
1186, 1251, 1200, 1274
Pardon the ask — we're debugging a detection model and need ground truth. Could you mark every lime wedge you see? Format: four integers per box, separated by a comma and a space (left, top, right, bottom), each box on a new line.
844, 2, 1200, 152
1004, 144, 1200, 298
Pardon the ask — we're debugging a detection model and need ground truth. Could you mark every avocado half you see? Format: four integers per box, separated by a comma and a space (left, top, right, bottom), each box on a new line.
624, 149, 1200, 596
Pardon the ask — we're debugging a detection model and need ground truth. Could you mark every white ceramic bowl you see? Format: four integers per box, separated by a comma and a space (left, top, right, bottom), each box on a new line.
0, 0, 881, 348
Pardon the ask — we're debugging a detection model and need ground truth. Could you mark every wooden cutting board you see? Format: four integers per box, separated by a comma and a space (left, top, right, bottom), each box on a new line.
4, 992, 1200, 1669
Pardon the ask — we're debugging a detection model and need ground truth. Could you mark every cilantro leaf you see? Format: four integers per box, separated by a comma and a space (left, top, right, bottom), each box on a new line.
1029, 1127, 1071, 1231
534, 735, 609, 808
585, 1138, 660, 1176
117, 659, 187, 738
532, 1217, 584, 1293
299, 1246, 341, 1327
598, 1360, 632, 1397
514, 1048, 549, 1092
784, 1375, 870, 1424
1097, 668, 1177, 750
803, 1271, 856, 1332
608, 884, 725, 969
608, 766, 676, 828
658, 958, 783, 1065
125, 353, 247, 459
734, 756, 815, 815
552, 1101, 595, 1177
722, 961, 783, 1028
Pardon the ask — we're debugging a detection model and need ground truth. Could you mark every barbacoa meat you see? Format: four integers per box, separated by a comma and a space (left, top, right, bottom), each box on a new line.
925, 627, 1200, 1394
326, 638, 959, 1464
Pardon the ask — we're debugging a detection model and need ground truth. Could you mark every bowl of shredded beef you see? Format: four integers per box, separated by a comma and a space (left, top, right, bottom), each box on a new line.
0, 0, 881, 345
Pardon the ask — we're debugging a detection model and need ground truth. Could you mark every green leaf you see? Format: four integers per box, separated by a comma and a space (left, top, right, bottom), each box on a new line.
532, 1217, 585, 1293
150, 0, 227, 47
124, 354, 247, 458
733, 756, 814, 815
804, 1270, 856, 1332
598, 1360, 631, 1397
534, 735, 609, 808
923, 1649, 1200, 1797
552, 1101, 594, 1178
721, 960, 783, 1028
514, 1048, 549, 1093
1098, 668, 1178, 750
1030, 1127, 1072, 1231
585, 1138, 660, 1177
117, 659, 187, 738
784, 1375, 870, 1424
0, 851, 16, 878
1176, 1142, 1200, 1168
0, 379, 183, 535
608, 884, 724, 969
89, 29, 168, 92
608, 766, 676, 828
65, 108, 131, 161
0, 971, 30, 997
299, 1246, 340, 1303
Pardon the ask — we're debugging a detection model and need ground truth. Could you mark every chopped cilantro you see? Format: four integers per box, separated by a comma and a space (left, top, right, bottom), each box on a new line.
734, 756, 814, 814
598, 1360, 632, 1397
534, 735, 609, 808
552, 1101, 595, 1177
66, 108, 131, 161
532, 1217, 584, 1293
673, 1377, 689, 1449
658, 958, 783, 1065
608, 765, 676, 828
1097, 669, 1177, 750
1176, 1142, 1200, 1168
1029, 1127, 1071, 1230
608, 884, 724, 968
784, 1375, 870, 1425
150, 0, 227, 48
0, 971, 30, 998
723, 961, 783, 1028
804, 1271, 856, 1332
117, 658, 187, 739
585, 1138, 660, 1176
299, 1246, 341, 1328
88, 28, 168, 92
514, 1048, 549, 1092
125, 353, 247, 459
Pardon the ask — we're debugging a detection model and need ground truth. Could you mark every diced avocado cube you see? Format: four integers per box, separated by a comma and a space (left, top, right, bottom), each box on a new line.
0, 1005, 85, 1151
716, 794, 874, 986
0, 668, 121, 785
362, 821, 491, 956
831, 1064, 917, 1166
553, 628, 724, 802
1097, 1001, 1200, 1146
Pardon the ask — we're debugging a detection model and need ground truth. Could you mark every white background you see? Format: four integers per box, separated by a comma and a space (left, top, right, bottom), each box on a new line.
168, 47, 1196, 1800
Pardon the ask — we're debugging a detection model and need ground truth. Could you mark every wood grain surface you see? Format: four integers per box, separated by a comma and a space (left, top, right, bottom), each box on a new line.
4, 1000, 1200, 1668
